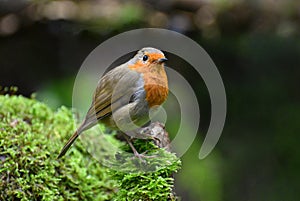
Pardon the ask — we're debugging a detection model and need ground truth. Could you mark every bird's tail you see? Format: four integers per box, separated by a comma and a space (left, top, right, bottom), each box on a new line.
57, 130, 80, 159
57, 112, 98, 159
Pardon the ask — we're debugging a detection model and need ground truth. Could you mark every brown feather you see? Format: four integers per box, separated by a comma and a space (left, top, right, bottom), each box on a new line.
57, 130, 79, 158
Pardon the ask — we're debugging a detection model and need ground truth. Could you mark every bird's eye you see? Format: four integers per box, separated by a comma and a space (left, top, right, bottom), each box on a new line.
142, 55, 148, 61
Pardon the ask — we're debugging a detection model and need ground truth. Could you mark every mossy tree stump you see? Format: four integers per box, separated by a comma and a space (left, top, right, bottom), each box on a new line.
0, 95, 181, 200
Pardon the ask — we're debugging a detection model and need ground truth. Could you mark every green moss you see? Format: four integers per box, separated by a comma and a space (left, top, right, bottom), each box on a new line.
0, 95, 115, 200
0, 95, 181, 200
112, 141, 181, 200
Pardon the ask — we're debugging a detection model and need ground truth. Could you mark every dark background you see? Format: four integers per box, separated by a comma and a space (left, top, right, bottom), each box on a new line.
1, 0, 300, 200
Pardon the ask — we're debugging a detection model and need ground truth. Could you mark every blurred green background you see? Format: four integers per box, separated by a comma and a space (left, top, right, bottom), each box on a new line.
1, 0, 299, 200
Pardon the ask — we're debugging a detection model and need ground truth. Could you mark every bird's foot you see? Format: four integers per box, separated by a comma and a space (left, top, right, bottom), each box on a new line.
131, 150, 156, 163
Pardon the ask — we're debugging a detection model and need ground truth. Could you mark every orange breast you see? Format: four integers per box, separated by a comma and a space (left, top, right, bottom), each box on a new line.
128, 61, 169, 108
144, 84, 168, 107
142, 68, 168, 108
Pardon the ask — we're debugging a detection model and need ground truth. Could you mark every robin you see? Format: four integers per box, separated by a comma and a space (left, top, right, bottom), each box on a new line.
57, 47, 168, 159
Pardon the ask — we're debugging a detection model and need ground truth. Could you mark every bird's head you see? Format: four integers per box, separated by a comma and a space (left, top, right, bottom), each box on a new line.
129, 47, 168, 69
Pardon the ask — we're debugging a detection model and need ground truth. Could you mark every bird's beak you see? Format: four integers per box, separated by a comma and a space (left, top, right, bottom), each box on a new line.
157, 58, 168, 64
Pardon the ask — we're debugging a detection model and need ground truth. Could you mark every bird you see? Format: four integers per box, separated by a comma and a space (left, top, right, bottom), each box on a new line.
57, 47, 169, 159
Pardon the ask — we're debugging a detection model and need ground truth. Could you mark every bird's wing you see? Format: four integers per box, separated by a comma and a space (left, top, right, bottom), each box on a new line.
81, 65, 142, 130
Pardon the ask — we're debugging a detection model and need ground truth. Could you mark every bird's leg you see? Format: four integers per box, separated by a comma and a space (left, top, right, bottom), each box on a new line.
122, 133, 139, 156
122, 133, 155, 160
